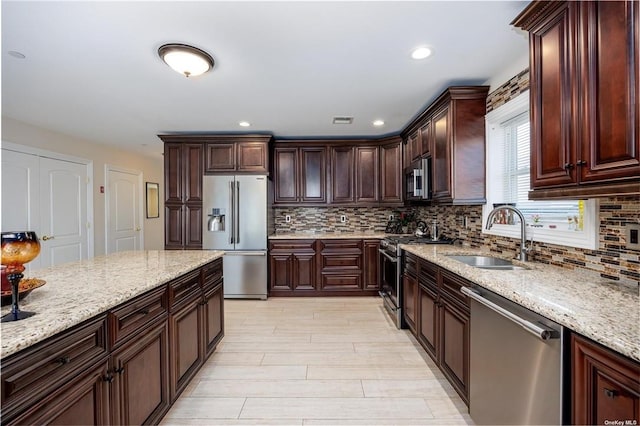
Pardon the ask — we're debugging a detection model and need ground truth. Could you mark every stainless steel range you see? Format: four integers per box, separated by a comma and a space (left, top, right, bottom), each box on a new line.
379, 235, 454, 328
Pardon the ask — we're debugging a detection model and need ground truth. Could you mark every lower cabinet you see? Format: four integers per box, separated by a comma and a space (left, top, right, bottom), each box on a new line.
572, 333, 640, 425
268, 238, 380, 296
0, 259, 224, 426
406, 255, 470, 405
111, 322, 170, 425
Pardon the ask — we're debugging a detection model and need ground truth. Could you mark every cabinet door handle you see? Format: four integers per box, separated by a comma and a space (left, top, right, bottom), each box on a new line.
41, 235, 55, 241
563, 163, 574, 170
54, 356, 70, 365
114, 367, 125, 375
102, 374, 114, 383
603, 388, 618, 399
576, 160, 587, 166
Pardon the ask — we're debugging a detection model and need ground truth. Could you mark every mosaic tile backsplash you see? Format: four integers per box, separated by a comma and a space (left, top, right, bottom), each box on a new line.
274, 196, 639, 286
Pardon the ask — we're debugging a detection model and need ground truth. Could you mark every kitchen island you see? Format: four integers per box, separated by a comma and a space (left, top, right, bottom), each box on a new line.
0, 249, 225, 425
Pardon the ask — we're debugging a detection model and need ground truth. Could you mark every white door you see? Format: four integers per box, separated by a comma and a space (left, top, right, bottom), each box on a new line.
1, 149, 91, 271
39, 157, 89, 267
106, 167, 142, 253
1, 150, 42, 271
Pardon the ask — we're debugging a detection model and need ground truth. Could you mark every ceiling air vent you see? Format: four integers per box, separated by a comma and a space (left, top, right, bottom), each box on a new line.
332, 116, 354, 124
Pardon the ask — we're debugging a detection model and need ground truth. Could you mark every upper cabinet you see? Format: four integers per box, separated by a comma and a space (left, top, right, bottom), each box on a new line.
273, 144, 327, 205
403, 86, 489, 205
272, 137, 403, 207
203, 135, 271, 174
513, 1, 640, 199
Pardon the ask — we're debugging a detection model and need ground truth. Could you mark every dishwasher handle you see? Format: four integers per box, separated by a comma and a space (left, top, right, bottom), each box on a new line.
461, 286, 559, 341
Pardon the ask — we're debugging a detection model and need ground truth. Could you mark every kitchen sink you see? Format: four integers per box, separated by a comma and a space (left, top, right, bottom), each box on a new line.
446, 255, 528, 270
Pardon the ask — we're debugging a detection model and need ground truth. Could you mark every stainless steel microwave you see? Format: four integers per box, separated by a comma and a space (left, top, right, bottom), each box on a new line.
405, 158, 430, 200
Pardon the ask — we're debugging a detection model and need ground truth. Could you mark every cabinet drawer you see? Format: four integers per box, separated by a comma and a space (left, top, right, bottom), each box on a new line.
419, 259, 438, 288
318, 239, 363, 253
404, 252, 418, 277
320, 273, 362, 290
440, 269, 470, 310
320, 254, 361, 270
109, 285, 168, 348
168, 269, 202, 311
1, 315, 108, 416
202, 258, 223, 291
269, 240, 316, 252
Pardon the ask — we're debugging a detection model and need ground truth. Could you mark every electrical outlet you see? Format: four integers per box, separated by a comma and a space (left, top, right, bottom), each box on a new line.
628, 223, 640, 249
389, 214, 394, 221
285, 215, 291, 223
340, 215, 347, 223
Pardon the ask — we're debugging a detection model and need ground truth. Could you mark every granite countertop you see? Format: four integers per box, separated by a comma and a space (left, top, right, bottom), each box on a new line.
401, 245, 640, 363
269, 232, 391, 240
0, 250, 224, 359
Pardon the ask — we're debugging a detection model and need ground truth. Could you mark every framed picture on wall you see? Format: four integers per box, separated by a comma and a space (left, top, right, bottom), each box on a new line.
146, 182, 159, 219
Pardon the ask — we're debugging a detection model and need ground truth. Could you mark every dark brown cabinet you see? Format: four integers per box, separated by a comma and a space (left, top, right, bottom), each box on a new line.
110, 322, 170, 425
204, 136, 271, 174
401, 86, 488, 205
363, 239, 380, 290
1, 261, 224, 426
380, 139, 403, 204
272, 138, 403, 207
161, 140, 203, 249
273, 145, 327, 205
269, 238, 380, 296
513, 1, 640, 199
406, 255, 470, 405
318, 239, 363, 291
269, 239, 317, 293
571, 333, 640, 425
330, 146, 356, 204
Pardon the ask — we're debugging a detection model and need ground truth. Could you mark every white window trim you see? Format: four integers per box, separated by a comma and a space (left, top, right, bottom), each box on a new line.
482, 91, 599, 250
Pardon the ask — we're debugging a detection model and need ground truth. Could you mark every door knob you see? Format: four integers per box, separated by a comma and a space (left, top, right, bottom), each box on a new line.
135, 227, 141, 232
41, 235, 55, 241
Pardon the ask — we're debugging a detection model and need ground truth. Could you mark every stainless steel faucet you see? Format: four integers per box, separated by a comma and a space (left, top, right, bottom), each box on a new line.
485, 205, 531, 262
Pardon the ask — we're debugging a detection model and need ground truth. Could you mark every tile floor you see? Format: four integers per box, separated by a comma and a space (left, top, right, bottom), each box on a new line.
161, 297, 474, 425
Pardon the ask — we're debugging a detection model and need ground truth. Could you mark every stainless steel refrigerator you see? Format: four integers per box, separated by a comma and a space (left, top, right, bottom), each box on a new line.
202, 175, 267, 299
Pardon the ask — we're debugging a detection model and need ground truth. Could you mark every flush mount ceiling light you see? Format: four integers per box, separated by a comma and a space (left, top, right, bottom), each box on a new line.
158, 43, 214, 78
332, 116, 354, 125
239, 121, 251, 127
373, 120, 385, 127
411, 46, 432, 60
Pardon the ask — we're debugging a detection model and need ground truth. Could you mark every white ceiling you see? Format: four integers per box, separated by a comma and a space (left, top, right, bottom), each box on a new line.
2, 1, 529, 158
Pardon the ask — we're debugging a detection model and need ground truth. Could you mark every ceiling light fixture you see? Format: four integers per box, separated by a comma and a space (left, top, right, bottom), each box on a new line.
8, 51, 26, 59
373, 120, 385, 127
411, 47, 432, 60
332, 116, 354, 125
239, 121, 251, 127
158, 43, 214, 78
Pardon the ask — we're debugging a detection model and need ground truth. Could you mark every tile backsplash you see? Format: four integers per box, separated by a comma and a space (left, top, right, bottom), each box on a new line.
274, 196, 639, 286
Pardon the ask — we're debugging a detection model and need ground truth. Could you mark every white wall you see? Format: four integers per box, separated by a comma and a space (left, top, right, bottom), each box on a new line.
1, 116, 165, 255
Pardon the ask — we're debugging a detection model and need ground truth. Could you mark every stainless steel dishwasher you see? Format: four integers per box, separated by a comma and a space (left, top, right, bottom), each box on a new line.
461, 285, 564, 425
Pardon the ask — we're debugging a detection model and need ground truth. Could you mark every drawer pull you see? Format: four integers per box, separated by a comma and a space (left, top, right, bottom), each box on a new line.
102, 374, 114, 383
604, 388, 618, 399
136, 308, 150, 316
54, 356, 70, 365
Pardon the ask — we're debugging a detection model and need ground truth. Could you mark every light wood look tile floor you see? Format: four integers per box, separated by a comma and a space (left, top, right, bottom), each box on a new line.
161, 297, 474, 425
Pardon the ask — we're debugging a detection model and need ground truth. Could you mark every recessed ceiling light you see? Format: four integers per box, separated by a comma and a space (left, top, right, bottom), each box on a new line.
239, 121, 251, 127
373, 120, 385, 127
158, 43, 214, 77
411, 47, 432, 60
8, 51, 26, 59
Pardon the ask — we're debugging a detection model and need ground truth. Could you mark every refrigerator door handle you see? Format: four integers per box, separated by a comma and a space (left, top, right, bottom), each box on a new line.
229, 180, 234, 244
236, 181, 240, 244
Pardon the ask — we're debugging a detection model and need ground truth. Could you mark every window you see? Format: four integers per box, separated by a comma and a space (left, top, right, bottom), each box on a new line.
483, 91, 598, 249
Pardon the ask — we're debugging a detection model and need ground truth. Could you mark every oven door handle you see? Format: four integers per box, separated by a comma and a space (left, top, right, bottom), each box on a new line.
378, 249, 398, 263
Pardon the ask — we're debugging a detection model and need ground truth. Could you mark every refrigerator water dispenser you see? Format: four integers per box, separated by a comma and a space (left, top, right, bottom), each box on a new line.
207, 208, 225, 232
